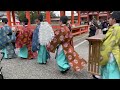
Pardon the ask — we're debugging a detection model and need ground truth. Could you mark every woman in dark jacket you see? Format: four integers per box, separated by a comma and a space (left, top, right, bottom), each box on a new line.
88, 21, 97, 37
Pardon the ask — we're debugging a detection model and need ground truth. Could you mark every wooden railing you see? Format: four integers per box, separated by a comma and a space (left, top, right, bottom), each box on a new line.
10, 24, 89, 36
71, 25, 89, 36
11, 24, 60, 31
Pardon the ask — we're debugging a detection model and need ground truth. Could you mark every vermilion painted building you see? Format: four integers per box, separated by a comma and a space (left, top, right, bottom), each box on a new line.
0, 11, 20, 26
81, 11, 110, 21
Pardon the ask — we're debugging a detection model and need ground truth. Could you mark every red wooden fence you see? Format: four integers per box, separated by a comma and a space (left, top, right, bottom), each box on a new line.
1, 24, 89, 36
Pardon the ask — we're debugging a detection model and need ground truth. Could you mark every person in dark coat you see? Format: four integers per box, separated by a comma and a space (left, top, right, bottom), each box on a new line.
101, 19, 109, 34
88, 21, 97, 37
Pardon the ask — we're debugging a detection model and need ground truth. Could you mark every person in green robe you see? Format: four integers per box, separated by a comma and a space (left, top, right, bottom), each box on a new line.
32, 15, 50, 64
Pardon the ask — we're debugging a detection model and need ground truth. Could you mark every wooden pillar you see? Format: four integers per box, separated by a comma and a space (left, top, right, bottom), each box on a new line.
87, 16, 89, 22
71, 11, 74, 25
37, 11, 40, 16
12, 11, 16, 25
107, 11, 110, 20
46, 11, 51, 24
63, 11, 65, 16
60, 11, 65, 16
78, 11, 81, 25
25, 11, 31, 26
87, 12, 89, 21
97, 12, 99, 20
6, 11, 11, 27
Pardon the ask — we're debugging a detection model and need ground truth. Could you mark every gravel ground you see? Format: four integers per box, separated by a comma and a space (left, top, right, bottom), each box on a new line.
0, 33, 93, 79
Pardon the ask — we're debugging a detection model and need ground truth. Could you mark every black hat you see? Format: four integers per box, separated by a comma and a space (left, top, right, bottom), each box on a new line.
38, 14, 43, 22
22, 18, 29, 25
2, 18, 8, 23
22, 18, 28, 23
111, 11, 120, 20
60, 16, 68, 24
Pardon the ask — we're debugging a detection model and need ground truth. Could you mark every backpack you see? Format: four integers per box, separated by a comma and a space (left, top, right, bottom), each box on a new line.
38, 22, 54, 45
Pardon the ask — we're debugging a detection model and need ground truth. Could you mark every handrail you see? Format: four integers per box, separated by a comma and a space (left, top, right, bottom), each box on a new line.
12, 24, 89, 36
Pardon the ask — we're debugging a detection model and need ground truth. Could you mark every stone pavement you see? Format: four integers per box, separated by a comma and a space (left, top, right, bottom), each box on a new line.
0, 33, 93, 79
